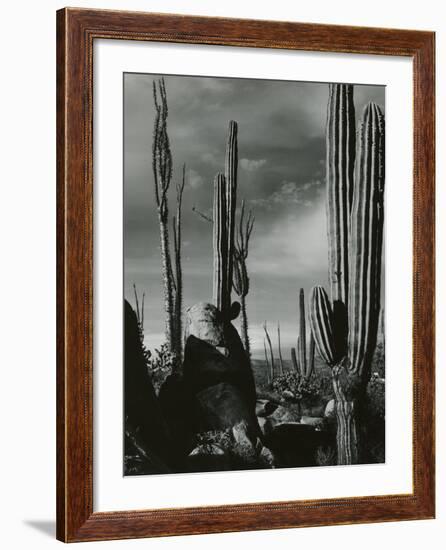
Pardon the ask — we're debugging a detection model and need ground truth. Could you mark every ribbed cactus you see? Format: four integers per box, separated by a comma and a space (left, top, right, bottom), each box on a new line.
348, 103, 385, 378
213, 173, 227, 312
326, 84, 356, 310
309, 84, 385, 465
298, 289, 307, 372
212, 121, 238, 319
224, 121, 238, 314
309, 286, 337, 366
294, 288, 316, 378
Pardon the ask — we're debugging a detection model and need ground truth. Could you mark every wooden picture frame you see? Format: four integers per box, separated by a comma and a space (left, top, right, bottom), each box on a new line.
56, 7, 435, 542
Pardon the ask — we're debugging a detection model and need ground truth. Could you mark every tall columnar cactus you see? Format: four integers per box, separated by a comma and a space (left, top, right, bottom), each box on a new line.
348, 103, 385, 378
309, 286, 337, 366
294, 288, 316, 378
326, 84, 356, 312
298, 289, 307, 372
213, 173, 228, 313
225, 121, 238, 313
213, 121, 239, 319
310, 86, 385, 465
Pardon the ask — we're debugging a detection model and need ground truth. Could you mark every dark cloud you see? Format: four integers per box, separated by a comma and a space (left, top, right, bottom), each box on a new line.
124, 73, 385, 356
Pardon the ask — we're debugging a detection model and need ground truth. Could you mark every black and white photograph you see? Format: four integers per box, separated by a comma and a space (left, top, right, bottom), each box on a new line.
123, 73, 386, 476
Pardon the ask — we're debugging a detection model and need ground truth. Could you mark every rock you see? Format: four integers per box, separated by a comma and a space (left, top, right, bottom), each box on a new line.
256, 399, 279, 417
257, 416, 267, 435
231, 420, 257, 463
264, 405, 300, 432
324, 399, 336, 418
300, 416, 326, 430
194, 382, 259, 439
300, 402, 326, 417
223, 321, 257, 410
183, 332, 258, 423
282, 390, 295, 400
264, 423, 331, 468
184, 302, 225, 347
158, 373, 195, 460
185, 445, 232, 472
182, 305, 260, 443
258, 445, 275, 468
124, 300, 172, 473
189, 444, 225, 457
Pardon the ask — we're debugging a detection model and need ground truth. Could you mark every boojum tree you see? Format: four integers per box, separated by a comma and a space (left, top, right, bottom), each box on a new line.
309, 84, 385, 465
233, 200, 254, 360
152, 78, 185, 366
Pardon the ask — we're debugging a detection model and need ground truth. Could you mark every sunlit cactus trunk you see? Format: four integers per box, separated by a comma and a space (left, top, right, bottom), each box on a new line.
310, 87, 385, 465
334, 102, 384, 464
348, 103, 385, 379
326, 83, 355, 312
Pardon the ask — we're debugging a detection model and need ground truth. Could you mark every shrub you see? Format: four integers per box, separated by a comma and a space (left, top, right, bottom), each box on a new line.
315, 445, 336, 466
272, 372, 321, 403
147, 342, 176, 394
371, 342, 385, 378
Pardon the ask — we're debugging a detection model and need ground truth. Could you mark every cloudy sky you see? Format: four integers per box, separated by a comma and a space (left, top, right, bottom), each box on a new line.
124, 73, 385, 359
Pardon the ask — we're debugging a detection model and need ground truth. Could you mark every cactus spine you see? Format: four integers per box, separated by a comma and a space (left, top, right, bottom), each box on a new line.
310, 84, 385, 464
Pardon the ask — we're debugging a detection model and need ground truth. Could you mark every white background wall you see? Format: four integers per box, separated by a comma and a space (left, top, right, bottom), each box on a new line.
0, 1, 443, 548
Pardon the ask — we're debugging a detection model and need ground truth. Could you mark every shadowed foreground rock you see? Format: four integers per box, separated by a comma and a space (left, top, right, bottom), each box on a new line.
183, 302, 256, 410
124, 300, 172, 474
183, 334, 260, 440
264, 423, 333, 468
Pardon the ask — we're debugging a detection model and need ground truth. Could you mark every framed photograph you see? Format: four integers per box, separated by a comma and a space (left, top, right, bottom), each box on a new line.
56, 8, 435, 542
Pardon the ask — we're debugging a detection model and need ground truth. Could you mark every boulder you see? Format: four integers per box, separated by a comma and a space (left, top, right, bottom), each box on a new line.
189, 443, 225, 457
300, 416, 326, 430
264, 423, 331, 468
184, 302, 225, 347
194, 382, 259, 440
158, 373, 196, 461
124, 300, 172, 473
183, 331, 257, 422
256, 399, 279, 417
231, 420, 258, 464
184, 302, 257, 410
258, 445, 275, 468
324, 399, 336, 419
264, 405, 300, 433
